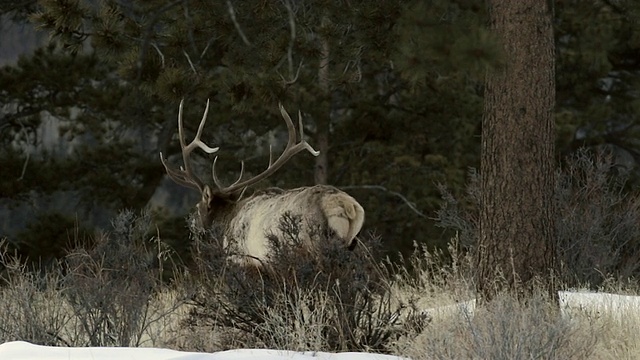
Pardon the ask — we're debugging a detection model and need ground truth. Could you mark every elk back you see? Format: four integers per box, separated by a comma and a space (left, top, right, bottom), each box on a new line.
225, 185, 364, 264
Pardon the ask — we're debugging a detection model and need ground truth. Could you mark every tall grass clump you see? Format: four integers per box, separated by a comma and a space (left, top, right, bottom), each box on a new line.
377, 233, 602, 359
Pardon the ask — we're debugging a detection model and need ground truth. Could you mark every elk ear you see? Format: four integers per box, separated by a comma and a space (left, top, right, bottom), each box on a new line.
202, 185, 213, 204
196, 185, 214, 228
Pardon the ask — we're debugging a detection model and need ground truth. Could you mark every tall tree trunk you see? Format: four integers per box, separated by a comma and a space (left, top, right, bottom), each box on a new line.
315, 29, 330, 185
477, 0, 556, 301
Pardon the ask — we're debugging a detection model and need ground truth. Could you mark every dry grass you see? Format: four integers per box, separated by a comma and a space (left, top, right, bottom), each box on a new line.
0, 250, 189, 348
2, 251, 640, 359
392, 291, 597, 360
558, 290, 640, 359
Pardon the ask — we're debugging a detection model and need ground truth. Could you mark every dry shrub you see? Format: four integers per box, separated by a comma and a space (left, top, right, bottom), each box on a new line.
5, 156, 640, 358
61, 210, 183, 347
181, 212, 409, 353
555, 149, 640, 287
0, 210, 184, 348
0, 242, 72, 345
392, 234, 474, 304
385, 235, 602, 360
394, 289, 597, 360
437, 148, 640, 288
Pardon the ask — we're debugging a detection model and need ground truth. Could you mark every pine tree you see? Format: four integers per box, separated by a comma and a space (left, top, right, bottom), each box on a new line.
477, 0, 556, 300
0, 43, 170, 261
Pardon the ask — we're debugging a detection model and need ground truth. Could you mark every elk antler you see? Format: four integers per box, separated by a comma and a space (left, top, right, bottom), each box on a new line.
160, 99, 219, 193
211, 104, 320, 194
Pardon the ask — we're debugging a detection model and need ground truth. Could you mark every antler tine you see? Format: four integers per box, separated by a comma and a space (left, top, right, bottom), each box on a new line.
160, 152, 202, 189
269, 144, 274, 167
229, 160, 246, 187
279, 105, 320, 157
211, 156, 246, 189
161, 99, 220, 193
212, 104, 319, 195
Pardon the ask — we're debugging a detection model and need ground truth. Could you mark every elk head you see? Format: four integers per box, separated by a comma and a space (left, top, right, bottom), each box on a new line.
160, 100, 364, 265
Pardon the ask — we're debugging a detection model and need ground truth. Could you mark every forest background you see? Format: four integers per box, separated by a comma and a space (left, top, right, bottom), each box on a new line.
1, 0, 639, 267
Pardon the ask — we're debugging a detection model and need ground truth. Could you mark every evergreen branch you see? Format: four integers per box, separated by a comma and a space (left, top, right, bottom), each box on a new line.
601, 0, 627, 16
3, 0, 36, 15
0, 108, 42, 136
137, 0, 182, 81
182, 0, 198, 55
340, 185, 427, 219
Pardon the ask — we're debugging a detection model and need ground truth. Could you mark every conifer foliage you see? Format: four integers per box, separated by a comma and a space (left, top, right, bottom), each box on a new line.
24, 0, 496, 255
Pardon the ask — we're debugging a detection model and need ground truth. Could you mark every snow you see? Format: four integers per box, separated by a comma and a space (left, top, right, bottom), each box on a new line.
416, 290, 640, 325
558, 290, 640, 323
0, 341, 408, 360
3, 290, 640, 360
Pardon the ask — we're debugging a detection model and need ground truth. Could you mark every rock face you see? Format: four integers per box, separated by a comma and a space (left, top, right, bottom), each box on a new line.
0, 16, 48, 66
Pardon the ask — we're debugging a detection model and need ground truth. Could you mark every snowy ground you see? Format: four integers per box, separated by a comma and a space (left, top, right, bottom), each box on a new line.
0, 342, 408, 360
2, 290, 639, 360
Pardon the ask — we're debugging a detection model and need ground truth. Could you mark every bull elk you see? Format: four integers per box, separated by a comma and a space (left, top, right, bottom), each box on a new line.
160, 100, 365, 265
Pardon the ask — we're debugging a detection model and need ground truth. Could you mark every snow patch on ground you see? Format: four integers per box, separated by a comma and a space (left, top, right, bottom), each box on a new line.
0, 341, 408, 360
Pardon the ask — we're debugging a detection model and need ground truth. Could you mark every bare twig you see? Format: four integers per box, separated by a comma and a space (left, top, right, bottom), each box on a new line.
343, 46, 363, 83
277, 60, 303, 85
283, 0, 296, 76
342, 59, 362, 83
151, 43, 165, 68
341, 185, 427, 218
137, 0, 182, 81
16, 121, 31, 181
274, 0, 303, 85
17, 152, 30, 181
200, 37, 216, 60
227, 0, 251, 46
183, 50, 197, 74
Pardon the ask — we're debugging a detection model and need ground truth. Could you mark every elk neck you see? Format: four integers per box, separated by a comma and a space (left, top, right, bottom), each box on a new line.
197, 188, 242, 229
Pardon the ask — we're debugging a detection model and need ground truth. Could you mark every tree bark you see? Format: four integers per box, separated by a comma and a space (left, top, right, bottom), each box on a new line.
315, 28, 330, 185
477, 0, 557, 301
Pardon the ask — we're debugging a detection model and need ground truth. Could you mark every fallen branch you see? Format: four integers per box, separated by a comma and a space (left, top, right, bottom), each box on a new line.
341, 185, 427, 219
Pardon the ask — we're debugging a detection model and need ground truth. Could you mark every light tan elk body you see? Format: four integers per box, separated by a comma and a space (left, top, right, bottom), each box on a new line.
160, 100, 364, 265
